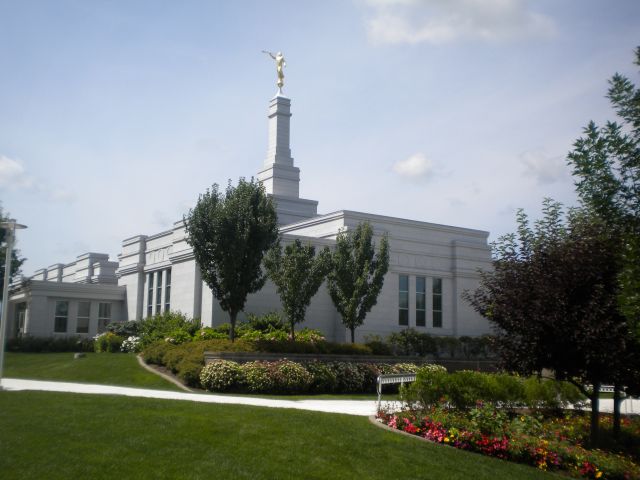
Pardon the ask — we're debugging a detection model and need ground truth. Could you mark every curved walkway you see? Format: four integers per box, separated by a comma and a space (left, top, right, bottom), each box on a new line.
1, 378, 638, 416
1, 378, 381, 416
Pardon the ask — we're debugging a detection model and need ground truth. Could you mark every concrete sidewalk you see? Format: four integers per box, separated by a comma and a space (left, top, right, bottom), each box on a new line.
1, 378, 381, 416
2, 378, 638, 416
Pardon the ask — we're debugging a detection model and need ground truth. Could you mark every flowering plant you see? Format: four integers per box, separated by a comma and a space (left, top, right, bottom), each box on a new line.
377, 407, 639, 479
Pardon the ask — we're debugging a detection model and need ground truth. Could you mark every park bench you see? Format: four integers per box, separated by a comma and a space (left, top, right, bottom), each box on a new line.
376, 373, 417, 411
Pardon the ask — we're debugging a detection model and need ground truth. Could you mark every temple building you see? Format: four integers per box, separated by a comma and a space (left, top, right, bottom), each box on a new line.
7, 89, 492, 342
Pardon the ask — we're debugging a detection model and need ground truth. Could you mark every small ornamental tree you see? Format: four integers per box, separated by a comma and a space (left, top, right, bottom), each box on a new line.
184, 179, 278, 341
264, 239, 331, 340
464, 201, 634, 446
327, 222, 389, 343
566, 46, 640, 435
0, 204, 26, 300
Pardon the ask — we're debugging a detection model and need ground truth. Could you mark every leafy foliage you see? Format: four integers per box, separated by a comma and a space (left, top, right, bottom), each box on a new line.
327, 222, 389, 342
264, 239, 331, 339
567, 47, 640, 341
0, 204, 26, 299
464, 201, 636, 445
184, 179, 279, 341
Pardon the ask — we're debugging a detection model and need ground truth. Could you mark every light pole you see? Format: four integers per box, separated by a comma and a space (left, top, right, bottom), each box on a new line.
0, 219, 27, 390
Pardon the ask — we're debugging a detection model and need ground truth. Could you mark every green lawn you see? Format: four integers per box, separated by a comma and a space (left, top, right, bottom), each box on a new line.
3, 352, 181, 391
0, 391, 561, 480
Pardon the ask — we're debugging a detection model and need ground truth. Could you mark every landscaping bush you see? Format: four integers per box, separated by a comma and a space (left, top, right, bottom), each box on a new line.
200, 360, 244, 392
120, 336, 142, 353
194, 327, 227, 341
406, 369, 586, 412
305, 361, 339, 393
523, 377, 585, 410
246, 311, 285, 332
140, 340, 176, 365
94, 332, 124, 353
271, 360, 312, 394
7, 335, 94, 353
363, 334, 393, 356
106, 321, 141, 338
138, 311, 201, 346
330, 362, 366, 393
243, 361, 276, 393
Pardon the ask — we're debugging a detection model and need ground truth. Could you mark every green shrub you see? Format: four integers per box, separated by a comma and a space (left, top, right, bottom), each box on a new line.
200, 360, 244, 392
405, 364, 449, 408
294, 328, 325, 343
305, 361, 339, 393
246, 311, 285, 332
356, 363, 381, 392
176, 358, 204, 387
490, 373, 526, 407
331, 362, 366, 393
164, 329, 193, 345
272, 360, 312, 394
141, 340, 175, 365
364, 335, 393, 356
194, 327, 227, 341
7, 336, 94, 353
243, 361, 276, 393
523, 377, 585, 410
138, 311, 201, 346
94, 332, 124, 353
106, 321, 141, 337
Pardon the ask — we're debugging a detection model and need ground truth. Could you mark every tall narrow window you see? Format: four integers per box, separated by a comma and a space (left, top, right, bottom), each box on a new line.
432, 278, 443, 328
98, 303, 112, 333
416, 276, 426, 327
147, 272, 154, 317
76, 301, 90, 334
156, 271, 162, 314
54, 301, 68, 333
399, 275, 409, 326
164, 269, 171, 313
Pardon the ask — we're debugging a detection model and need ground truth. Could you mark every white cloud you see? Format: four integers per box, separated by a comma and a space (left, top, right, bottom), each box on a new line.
0, 153, 75, 203
364, 0, 555, 45
0, 155, 33, 188
392, 152, 435, 179
520, 150, 568, 185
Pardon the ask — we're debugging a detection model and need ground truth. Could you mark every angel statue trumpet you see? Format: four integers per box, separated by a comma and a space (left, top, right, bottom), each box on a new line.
262, 50, 286, 93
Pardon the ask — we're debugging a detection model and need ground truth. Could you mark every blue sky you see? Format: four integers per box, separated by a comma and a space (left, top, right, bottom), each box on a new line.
0, 0, 638, 275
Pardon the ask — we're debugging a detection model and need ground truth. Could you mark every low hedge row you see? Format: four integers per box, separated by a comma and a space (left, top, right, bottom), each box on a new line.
404, 368, 586, 411
140, 337, 383, 387
141, 339, 423, 391
200, 359, 424, 394
7, 336, 95, 353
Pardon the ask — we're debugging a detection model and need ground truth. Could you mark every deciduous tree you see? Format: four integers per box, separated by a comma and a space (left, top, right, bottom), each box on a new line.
184, 179, 278, 341
327, 222, 389, 343
264, 239, 331, 340
0, 204, 26, 300
464, 201, 633, 446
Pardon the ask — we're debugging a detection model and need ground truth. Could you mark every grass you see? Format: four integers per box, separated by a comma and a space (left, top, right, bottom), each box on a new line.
0, 391, 561, 480
3, 352, 181, 391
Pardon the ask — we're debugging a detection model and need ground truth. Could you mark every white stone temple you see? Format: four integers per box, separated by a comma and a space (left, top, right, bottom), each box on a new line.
7, 87, 493, 342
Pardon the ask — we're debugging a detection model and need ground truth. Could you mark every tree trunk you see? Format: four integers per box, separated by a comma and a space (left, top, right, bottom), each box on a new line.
290, 323, 295, 342
229, 311, 237, 343
350, 327, 355, 343
613, 385, 622, 439
590, 381, 600, 447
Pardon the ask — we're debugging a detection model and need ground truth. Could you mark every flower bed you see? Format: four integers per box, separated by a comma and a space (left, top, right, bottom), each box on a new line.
198, 358, 422, 394
377, 406, 640, 479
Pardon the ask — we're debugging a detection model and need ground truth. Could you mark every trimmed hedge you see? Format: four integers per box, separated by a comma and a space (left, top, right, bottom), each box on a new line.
199, 359, 423, 394
404, 367, 586, 411
7, 336, 95, 353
